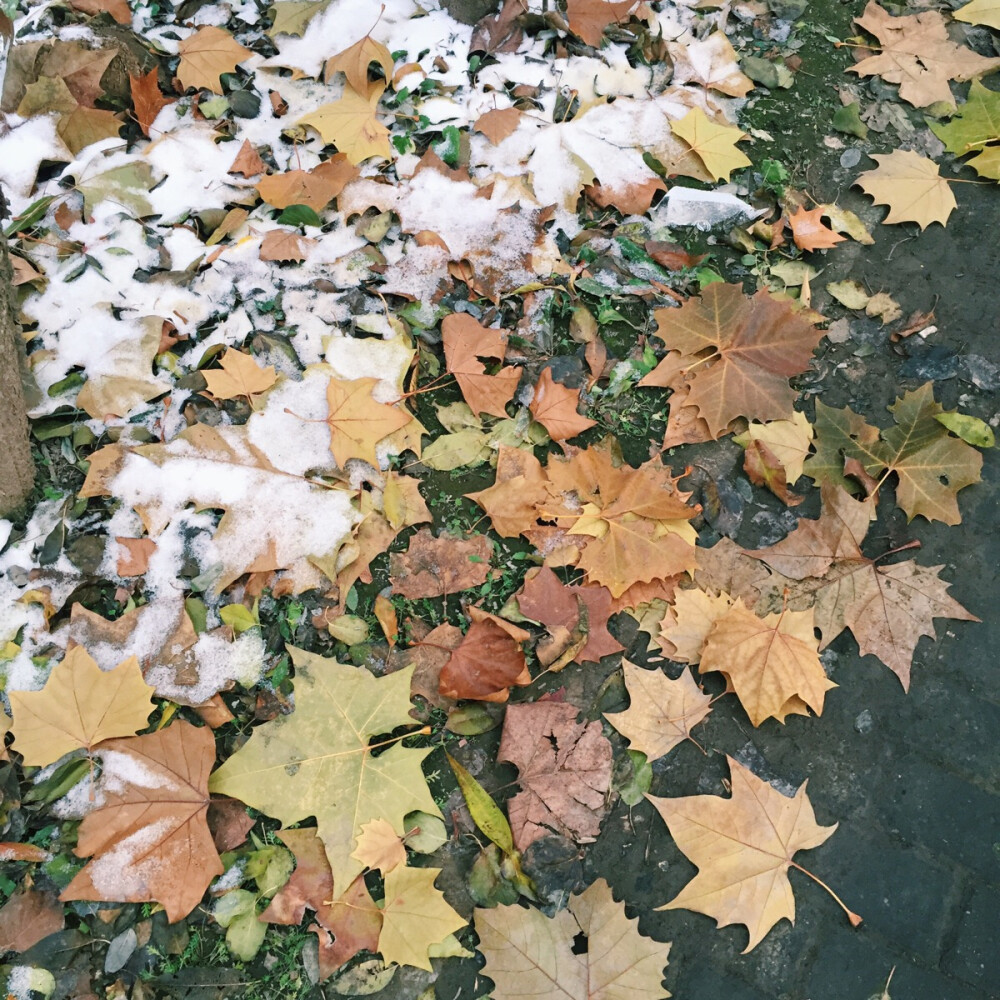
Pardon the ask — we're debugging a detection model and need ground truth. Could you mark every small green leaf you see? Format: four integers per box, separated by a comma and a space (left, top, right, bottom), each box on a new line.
278, 203, 323, 228
447, 753, 515, 855
220, 603, 258, 633
934, 411, 995, 448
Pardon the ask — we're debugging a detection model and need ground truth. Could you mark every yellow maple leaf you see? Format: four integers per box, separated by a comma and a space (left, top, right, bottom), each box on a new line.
670, 107, 751, 182
378, 867, 467, 971
324, 36, 395, 99
324, 376, 413, 468
854, 150, 956, 229
297, 85, 392, 165
202, 348, 276, 404
176, 26, 251, 95
954, 0, 1000, 29
10, 646, 155, 766
352, 818, 407, 874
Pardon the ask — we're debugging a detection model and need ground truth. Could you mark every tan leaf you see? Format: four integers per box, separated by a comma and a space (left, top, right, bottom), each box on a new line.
324, 35, 395, 99
321, 376, 412, 468
57, 105, 122, 154
10, 646, 155, 766
499, 701, 612, 851
668, 32, 754, 97
61, 722, 224, 922
256, 155, 359, 211
473, 107, 522, 145
228, 139, 268, 176
648, 756, 855, 951
176, 26, 251, 95
259, 228, 317, 261
606, 660, 712, 761
297, 85, 393, 165
476, 877, 670, 1000
657, 588, 734, 663
0, 889, 65, 953
529, 368, 596, 442
390, 528, 492, 598
566, 0, 637, 46
954, 0, 1000, 29
854, 151, 956, 230
351, 818, 407, 873
202, 348, 277, 402
115, 537, 157, 576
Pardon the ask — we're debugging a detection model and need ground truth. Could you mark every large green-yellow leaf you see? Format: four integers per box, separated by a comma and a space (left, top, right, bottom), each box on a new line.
209, 648, 438, 890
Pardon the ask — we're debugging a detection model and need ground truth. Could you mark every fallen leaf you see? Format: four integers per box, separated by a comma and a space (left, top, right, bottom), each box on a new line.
389, 528, 492, 598
668, 31, 754, 97
260, 228, 317, 261
228, 139, 269, 176
849, 1, 1000, 108
644, 283, 825, 437
499, 701, 612, 851
176, 26, 251, 95
929, 79, 1000, 180
10, 646, 155, 766
324, 35, 395, 99
263, 828, 382, 978
57, 105, 123, 154
69, 0, 131, 23
528, 368, 596, 443
476, 877, 670, 1000
474, 107, 522, 144
206, 797, 255, 852
298, 85, 393, 165
256, 156, 359, 210
41, 42, 115, 107
0, 888, 65, 953
657, 588, 734, 663
202, 348, 276, 403
442, 313, 520, 418
438, 617, 531, 702
605, 660, 712, 760
699, 599, 836, 726
788, 206, 846, 251
323, 376, 412, 467
267, 0, 332, 37
130, 69, 173, 137
669, 107, 751, 183
377, 866, 467, 971
954, 0, 1000, 29
209, 648, 439, 890
743, 438, 803, 506
351, 818, 407, 874
566, 0, 637, 47
854, 151, 956, 230
648, 756, 856, 951
115, 536, 157, 576
62, 722, 224, 922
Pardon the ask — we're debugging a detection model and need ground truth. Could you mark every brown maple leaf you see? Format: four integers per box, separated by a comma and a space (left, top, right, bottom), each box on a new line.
787, 206, 845, 252
389, 528, 492, 598
256, 156, 359, 211
442, 313, 520, 418
466, 446, 551, 538
263, 828, 382, 979
228, 139, 268, 177
0, 888, 65, 953
529, 368, 597, 443
438, 617, 531, 702
499, 701, 612, 851
648, 756, 859, 951
129, 68, 173, 137
850, 1, 1000, 108
566, 0, 638, 46
473, 107, 522, 144
176, 26, 251, 95
644, 283, 825, 438
61, 722, 224, 922
259, 229, 317, 261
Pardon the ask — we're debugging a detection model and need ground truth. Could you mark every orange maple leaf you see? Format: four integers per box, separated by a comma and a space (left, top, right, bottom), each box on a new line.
323, 377, 412, 468
787, 205, 846, 251
529, 368, 596, 443
441, 313, 520, 418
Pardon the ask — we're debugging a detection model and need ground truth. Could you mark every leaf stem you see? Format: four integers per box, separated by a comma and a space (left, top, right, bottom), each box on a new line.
789, 861, 862, 927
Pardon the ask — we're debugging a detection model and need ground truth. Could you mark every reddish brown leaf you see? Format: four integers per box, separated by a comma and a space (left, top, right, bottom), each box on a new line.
116, 536, 157, 576
69, 0, 130, 23
228, 139, 269, 176
389, 529, 492, 598
441, 313, 520, 418
584, 177, 666, 215
473, 107, 522, 144
788, 206, 846, 252
207, 797, 255, 853
0, 888, 64, 953
259, 229, 317, 261
438, 618, 531, 702
129, 69, 173, 137
566, 0, 637, 46
499, 701, 613, 850
256, 156, 359, 211
744, 438, 804, 506
529, 368, 596, 443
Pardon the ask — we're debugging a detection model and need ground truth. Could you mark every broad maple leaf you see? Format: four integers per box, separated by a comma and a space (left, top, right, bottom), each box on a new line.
854, 151, 956, 230
669, 107, 751, 183
645, 283, 824, 437
256, 157, 359, 211
378, 866, 467, 970
262, 828, 382, 978
788, 206, 845, 251
657, 588, 734, 663
62, 722, 223, 922
466, 446, 552, 538
849, 2, 1000, 108
129, 68, 173, 137
324, 35, 395, 98
10, 646, 154, 766
202, 348, 276, 403
930, 80, 1000, 180
499, 702, 612, 851
805, 384, 982, 524
176, 26, 251, 95
529, 368, 597, 443
323, 376, 412, 468
476, 878, 670, 1000
648, 756, 858, 951
389, 528, 492, 598
209, 648, 439, 890
298, 85, 393, 164
700, 599, 836, 726
605, 660, 712, 760
442, 313, 520, 418
747, 487, 978, 689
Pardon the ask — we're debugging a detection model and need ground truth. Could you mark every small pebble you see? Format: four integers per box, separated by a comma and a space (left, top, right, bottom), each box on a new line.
840, 148, 862, 168
854, 709, 875, 734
